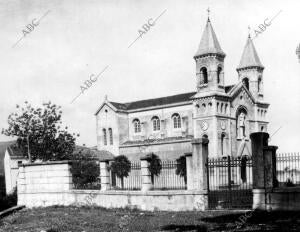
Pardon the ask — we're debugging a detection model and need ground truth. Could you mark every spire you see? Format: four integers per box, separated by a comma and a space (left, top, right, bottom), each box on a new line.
237, 36, 264, 70
194, 16, 225, 58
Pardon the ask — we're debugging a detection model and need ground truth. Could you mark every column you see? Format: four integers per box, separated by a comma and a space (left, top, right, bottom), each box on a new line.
191, 138, 209, 191
140, 158, 152, 192
263, 145, 278, 188
100, 161, 111, 191
185, 153, 193, 190
250, 132, 269, 189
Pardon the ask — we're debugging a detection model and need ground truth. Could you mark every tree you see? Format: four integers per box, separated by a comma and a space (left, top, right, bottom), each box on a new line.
2, 101, 79, 161
176, 155, 187, 185
147, 153, 162, 184
110, 155, 131, 189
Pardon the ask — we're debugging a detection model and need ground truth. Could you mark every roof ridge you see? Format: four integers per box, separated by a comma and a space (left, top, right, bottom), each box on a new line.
108, 91, 196, 111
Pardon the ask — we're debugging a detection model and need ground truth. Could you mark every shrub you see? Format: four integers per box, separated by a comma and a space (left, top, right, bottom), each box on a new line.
146, 153, 162, 184
176, 156, 187, 184
70, 151, 100, 189
110, 155, 131, 189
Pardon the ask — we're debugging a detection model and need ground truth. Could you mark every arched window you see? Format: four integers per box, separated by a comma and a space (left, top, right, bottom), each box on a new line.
220, 103, 224, 114
103, 129, 107, 145
133, 119, 141, 133
200, 67, 208, 84
258, 77, 262, 93
221, 133, 226, 156
217, 66, 222, 84
152, 116, 160, 131
172, 113, 181, 129
201, 103, 206, 113
242, 78, 249, 90
261, 126, 264, 132
108, 128, 113, 145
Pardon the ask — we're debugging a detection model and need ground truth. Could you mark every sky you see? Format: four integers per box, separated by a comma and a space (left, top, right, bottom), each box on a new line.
0, 0, 299, 152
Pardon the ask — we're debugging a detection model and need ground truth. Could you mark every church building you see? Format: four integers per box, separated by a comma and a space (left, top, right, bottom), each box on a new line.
95, 16, 270, 160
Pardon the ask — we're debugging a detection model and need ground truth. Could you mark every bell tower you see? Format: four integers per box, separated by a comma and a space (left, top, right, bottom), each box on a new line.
194, 14, 226, 93
236, 35, 264, 100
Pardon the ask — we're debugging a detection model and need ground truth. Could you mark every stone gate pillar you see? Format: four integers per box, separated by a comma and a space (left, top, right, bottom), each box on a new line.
250, 132, 269, 189
185, 152, 193, 190
191, 138, 209, 191
263, 145, 278, 188
251, 132, 278, 210
100, 160, 111, 191
140, 157, 152, 192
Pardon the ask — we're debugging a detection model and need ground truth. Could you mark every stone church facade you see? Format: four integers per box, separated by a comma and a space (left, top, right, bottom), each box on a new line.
95, 16, 269, 160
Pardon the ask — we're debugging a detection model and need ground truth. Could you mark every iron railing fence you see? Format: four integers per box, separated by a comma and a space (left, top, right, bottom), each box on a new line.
207, 156, 253, 209
111, 161, 142, 190
152, 160, 187, 190
276, 152, 300, 187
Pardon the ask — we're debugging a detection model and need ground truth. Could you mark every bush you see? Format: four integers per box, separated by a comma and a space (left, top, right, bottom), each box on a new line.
110, 155, 131, 189
0, 187, 17, 211
146, 153, 162, 184
70, 151, 100, 189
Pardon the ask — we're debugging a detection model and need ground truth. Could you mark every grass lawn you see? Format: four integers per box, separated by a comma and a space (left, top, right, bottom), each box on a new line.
0, 206, 300, 232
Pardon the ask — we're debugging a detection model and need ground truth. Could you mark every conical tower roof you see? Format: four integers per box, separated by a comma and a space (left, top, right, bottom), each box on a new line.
237, 36, 264, 70
194, 18, 225, 58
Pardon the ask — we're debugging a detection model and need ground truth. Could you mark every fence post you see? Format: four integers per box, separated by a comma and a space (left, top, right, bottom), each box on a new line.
140, 157, 152, 192
185, 152, 193, 190
191, 138, 209, 191
100, 160, 111, 191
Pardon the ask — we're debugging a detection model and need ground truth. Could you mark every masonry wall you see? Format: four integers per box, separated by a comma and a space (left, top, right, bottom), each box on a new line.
253, 188, 300, 211
17, 161, 208, 211
18, 161, 73, 206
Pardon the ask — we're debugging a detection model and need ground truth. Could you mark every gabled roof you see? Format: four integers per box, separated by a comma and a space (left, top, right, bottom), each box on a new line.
194, 18, 225, 58
237, 36, 264, 70
227, 81, 256, 103
96, 92, 197, 114
0, 141, 16, 175
72, 146, 114, 161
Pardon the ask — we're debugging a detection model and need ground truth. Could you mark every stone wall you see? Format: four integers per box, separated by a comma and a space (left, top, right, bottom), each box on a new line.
18, 161, 73, 206
20, 189, 207, 211
253, 188, 300, 211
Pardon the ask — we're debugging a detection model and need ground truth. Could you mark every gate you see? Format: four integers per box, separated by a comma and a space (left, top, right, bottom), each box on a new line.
206, 156, 253, 209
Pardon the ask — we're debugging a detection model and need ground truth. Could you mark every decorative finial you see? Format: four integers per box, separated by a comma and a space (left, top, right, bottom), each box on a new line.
207, 7, 210, 21
248, 26, 251, 38
104, 94, 108, 101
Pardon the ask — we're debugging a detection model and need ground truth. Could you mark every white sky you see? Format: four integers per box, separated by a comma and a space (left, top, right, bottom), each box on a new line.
0, 0, 299, 153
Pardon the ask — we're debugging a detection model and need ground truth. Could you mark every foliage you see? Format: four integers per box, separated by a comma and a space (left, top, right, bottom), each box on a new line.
146, 153, 162, 184
0, 187, 17, 211
70, 150, 100, 189
2, 101, 79, 161
176, 155, 187, 184
111, 155, 131, 179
